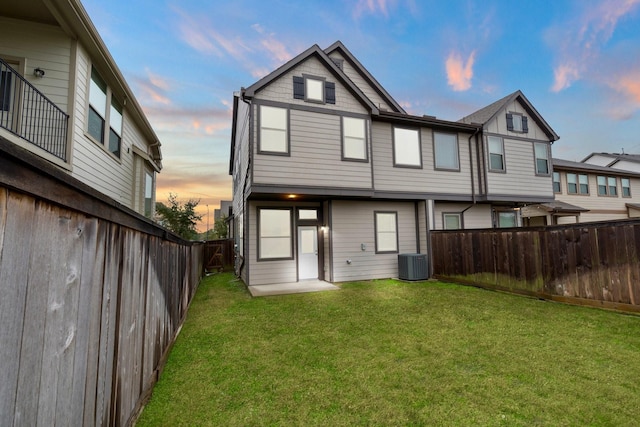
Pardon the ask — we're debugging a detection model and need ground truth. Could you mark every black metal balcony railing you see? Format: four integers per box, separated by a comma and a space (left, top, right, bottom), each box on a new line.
0, 58, 69, 161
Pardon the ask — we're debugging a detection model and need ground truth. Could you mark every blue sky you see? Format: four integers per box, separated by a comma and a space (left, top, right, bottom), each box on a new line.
81, 0, 640, 230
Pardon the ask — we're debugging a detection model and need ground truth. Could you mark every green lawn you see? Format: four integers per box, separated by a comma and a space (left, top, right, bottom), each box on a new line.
137, 273, 640, 426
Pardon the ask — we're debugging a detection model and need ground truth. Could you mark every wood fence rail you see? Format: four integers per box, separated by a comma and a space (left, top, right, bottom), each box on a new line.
0, 141, 204, 426
432, 220, 640, 313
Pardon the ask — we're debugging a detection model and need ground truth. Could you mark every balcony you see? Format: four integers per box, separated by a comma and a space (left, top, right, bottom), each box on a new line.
0, 58, 69, 161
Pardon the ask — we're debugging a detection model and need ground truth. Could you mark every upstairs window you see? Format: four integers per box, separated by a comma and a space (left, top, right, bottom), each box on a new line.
488, 136, 505, 172
567, 173, 578, 194
293, 75, 336, 104
622, 178, 631, 197
434, 132, 459, 171
342, 116, 367, 161
393, 127, 421, 168
553, 172, 561, 193
534, 143, 549, 175
88, 67, 122, 158
144, 171, 154, 217
259, 105, 288, 154
506, 112, 528, 133
579, 174, 589, 194
597, 176, 618, 196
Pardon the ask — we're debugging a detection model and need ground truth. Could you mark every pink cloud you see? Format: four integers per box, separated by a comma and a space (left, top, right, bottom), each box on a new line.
445, 50, 476, 91
353, 0, 395, 18
551, 63, 581, 93
548, 0, 640, 91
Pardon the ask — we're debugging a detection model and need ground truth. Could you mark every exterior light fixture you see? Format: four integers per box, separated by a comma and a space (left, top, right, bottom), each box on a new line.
287, 194, 297, 199
33, 68, 45, 78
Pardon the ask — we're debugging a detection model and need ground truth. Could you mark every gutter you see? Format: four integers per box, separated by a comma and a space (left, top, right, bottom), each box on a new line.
467, 126, 481, 203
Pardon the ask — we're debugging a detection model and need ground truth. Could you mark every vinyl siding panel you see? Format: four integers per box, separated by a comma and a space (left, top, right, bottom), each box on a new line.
583, 154, 613, 167
371, 121, 474, 195
0, 18, 71, 112
254, 56, 368, 114
328, 51, 392, 111
331, 200, 417, 282
485, 137, 553, 198
69, 46, 143, 209
433, 202, 492, 229
610, 160, 640, 172
484, 99, 549, 141
253, 107, 372, 188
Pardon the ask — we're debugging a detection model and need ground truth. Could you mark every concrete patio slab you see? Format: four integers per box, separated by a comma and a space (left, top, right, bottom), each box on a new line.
248, 280, 340, 297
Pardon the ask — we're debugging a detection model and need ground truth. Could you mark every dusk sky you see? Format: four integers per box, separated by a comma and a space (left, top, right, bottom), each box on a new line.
81, 0, 640, 231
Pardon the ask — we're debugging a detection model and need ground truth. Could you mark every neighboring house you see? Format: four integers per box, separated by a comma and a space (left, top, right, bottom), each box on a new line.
525, 158, 640, 224
582, 152, 640, 173
0, 0, 162, 217
214, 200, 232, 222
229, 41, 559, 287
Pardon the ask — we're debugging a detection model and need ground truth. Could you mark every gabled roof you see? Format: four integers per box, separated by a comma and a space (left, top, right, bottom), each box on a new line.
243, 43, 379, 114
324, 41, 406, 114
459, 90, 559, 142
552, 158, 640, 177
581, 152, 640, 166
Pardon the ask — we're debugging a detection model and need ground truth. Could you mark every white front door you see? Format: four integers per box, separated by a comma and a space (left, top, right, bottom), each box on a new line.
298, 226, 318, 280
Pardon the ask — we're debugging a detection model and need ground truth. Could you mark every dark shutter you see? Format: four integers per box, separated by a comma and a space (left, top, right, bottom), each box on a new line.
505, 113, 513, 131
0, 71, 11, 112
293, 76, 304, 99
522, 116, 529, 133
325, 81, 336, 104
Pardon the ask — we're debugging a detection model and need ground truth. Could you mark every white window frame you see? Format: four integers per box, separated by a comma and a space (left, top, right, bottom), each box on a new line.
512, 114, 523, 132
258, 105, 289, 154
87, 66, 122, 159
622, 178, 631, 198
496, 210, 518, 228
534, 143, 550, 175
578, 174, 589, 195
567, 173, 578, 194
393, 127, 421, 168
258, 208, 293, 260
375, 211, 398, 254
553, 172, 561, 193
434, 132, 460, 171
144, 170, 154, 217
443, 213, 463, 230
305, 76, 324, 103
488, 136, 505, 172
342, 116, 367, 161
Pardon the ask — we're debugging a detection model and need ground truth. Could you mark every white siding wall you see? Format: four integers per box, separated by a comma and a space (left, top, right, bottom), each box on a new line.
0, 18, 71, 112
328, 51, 392, 111
610, 160, 640, 173
253, 107, 372, 188
433, 202, 492, 229
331, 200, 418, 282
371, 122, 474, 195
70, 45, 147, 209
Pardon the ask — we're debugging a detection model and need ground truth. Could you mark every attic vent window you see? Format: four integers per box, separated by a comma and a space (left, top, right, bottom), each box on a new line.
506, 112, 528, 133
293, 75, 336, 104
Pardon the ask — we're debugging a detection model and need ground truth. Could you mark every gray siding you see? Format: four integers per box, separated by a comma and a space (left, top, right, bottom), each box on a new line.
371, 122, 474, 195
232, 96, 250, 280
253, 107, 373, 189
433, 202, 492, 229
484, 136, 553, 198
331, 200, 418, 282
254, 56, 368, 114
327, 51, 392, 111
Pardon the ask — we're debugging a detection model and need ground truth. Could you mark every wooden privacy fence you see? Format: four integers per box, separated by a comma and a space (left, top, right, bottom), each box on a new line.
0, 141, 204, 426
432, 219, 640, 312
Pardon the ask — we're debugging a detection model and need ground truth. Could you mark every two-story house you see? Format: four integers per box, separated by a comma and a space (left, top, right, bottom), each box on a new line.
527, 158, 640, 224
582, 152, 640, 173
0, 0, 162, 217
229, 41, 559, 289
